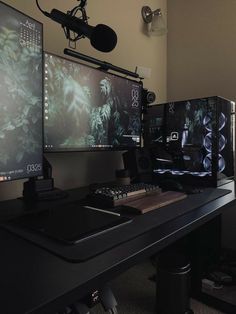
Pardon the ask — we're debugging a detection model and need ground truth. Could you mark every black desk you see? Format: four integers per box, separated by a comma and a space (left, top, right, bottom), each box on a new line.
0, 182, 235, 314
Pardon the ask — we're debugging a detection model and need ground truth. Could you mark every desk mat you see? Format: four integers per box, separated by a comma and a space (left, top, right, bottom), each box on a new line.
1, 187, 231, 262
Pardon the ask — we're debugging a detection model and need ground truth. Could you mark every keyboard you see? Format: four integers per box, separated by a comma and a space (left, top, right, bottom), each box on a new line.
88, 183, 161, 208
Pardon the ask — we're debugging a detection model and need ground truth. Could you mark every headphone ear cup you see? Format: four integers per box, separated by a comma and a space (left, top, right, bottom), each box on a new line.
142, 89, 156, 105
146, 91, 156, 104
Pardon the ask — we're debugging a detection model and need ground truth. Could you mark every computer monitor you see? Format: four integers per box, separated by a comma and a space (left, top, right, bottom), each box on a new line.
144, 96, 235, 187
43, 52, 142, 152
0, 1, 43, 182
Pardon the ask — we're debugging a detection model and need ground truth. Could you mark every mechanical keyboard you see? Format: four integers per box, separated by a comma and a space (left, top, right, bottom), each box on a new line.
88, 183, 161, 208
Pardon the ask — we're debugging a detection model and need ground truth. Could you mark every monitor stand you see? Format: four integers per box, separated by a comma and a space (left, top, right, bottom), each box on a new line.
22, 156, 68, 202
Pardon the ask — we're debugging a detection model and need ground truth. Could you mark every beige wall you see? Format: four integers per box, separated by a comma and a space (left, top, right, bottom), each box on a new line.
167, 0, 236, 249
0, 0, 167, 200
167, 0, 236, 102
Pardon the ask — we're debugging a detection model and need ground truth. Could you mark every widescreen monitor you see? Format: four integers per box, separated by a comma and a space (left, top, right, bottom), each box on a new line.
0, 1, 43, 182
44, 52, 142, 152
145, 96, 235, 187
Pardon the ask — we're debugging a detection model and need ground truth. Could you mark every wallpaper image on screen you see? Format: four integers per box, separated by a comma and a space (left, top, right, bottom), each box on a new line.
44, 53, 142, 151
0, 2, 43, 181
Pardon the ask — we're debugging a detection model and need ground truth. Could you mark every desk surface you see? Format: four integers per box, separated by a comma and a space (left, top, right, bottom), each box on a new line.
0, 182, 235, 314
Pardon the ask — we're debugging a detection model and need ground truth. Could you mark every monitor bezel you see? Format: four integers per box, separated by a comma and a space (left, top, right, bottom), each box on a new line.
43, 51, 143, 153
0, 0, 44, 182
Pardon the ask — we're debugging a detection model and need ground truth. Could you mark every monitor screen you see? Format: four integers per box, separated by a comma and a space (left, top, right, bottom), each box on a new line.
145, 97, 234, 186
44, 52, 142, 152
0, 1, 43, 182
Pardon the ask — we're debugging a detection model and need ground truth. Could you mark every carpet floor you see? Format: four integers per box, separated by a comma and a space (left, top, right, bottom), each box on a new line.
91, 261, 225, 314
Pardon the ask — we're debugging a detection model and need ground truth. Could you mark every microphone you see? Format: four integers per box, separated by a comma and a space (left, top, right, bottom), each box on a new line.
49, 9, 117, 52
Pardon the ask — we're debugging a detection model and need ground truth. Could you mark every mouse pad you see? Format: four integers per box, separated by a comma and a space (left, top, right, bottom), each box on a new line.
1, 187, 232, 262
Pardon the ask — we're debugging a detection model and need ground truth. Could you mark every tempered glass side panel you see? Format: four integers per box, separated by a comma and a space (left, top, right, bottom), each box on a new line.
145, 97, 235, 187
44, 52, 142, 152
0, 1, 43, 182
165, 98, 215, 178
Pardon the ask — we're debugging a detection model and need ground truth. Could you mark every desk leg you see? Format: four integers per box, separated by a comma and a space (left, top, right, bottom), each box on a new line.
155, 243, 194, 314
189, 215, 221, 296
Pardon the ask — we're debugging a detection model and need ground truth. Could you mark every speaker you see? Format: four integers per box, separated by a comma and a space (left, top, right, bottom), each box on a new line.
122, 148, 153, 183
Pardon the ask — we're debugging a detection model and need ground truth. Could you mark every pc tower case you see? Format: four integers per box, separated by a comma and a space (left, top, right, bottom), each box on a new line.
144, 96, 235, 187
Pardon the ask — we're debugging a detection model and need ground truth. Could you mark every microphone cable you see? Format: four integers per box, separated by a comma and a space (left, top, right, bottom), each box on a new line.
35, 0, 50, 18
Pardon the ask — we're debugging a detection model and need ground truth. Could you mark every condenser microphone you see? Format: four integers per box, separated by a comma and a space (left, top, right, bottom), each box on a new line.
90, 24, 117, 53
49, 9, 117, 52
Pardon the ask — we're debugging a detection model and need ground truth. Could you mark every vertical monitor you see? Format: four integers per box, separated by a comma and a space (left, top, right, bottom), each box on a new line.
0, 1, 43, 182
44, 53, 142, 151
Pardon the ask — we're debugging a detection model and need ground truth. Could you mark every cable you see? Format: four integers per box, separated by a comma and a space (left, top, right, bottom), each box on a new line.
35, 0, 50, 17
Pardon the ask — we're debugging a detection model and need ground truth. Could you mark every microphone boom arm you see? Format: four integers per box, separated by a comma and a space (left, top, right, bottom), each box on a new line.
35, 0, 117, 52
